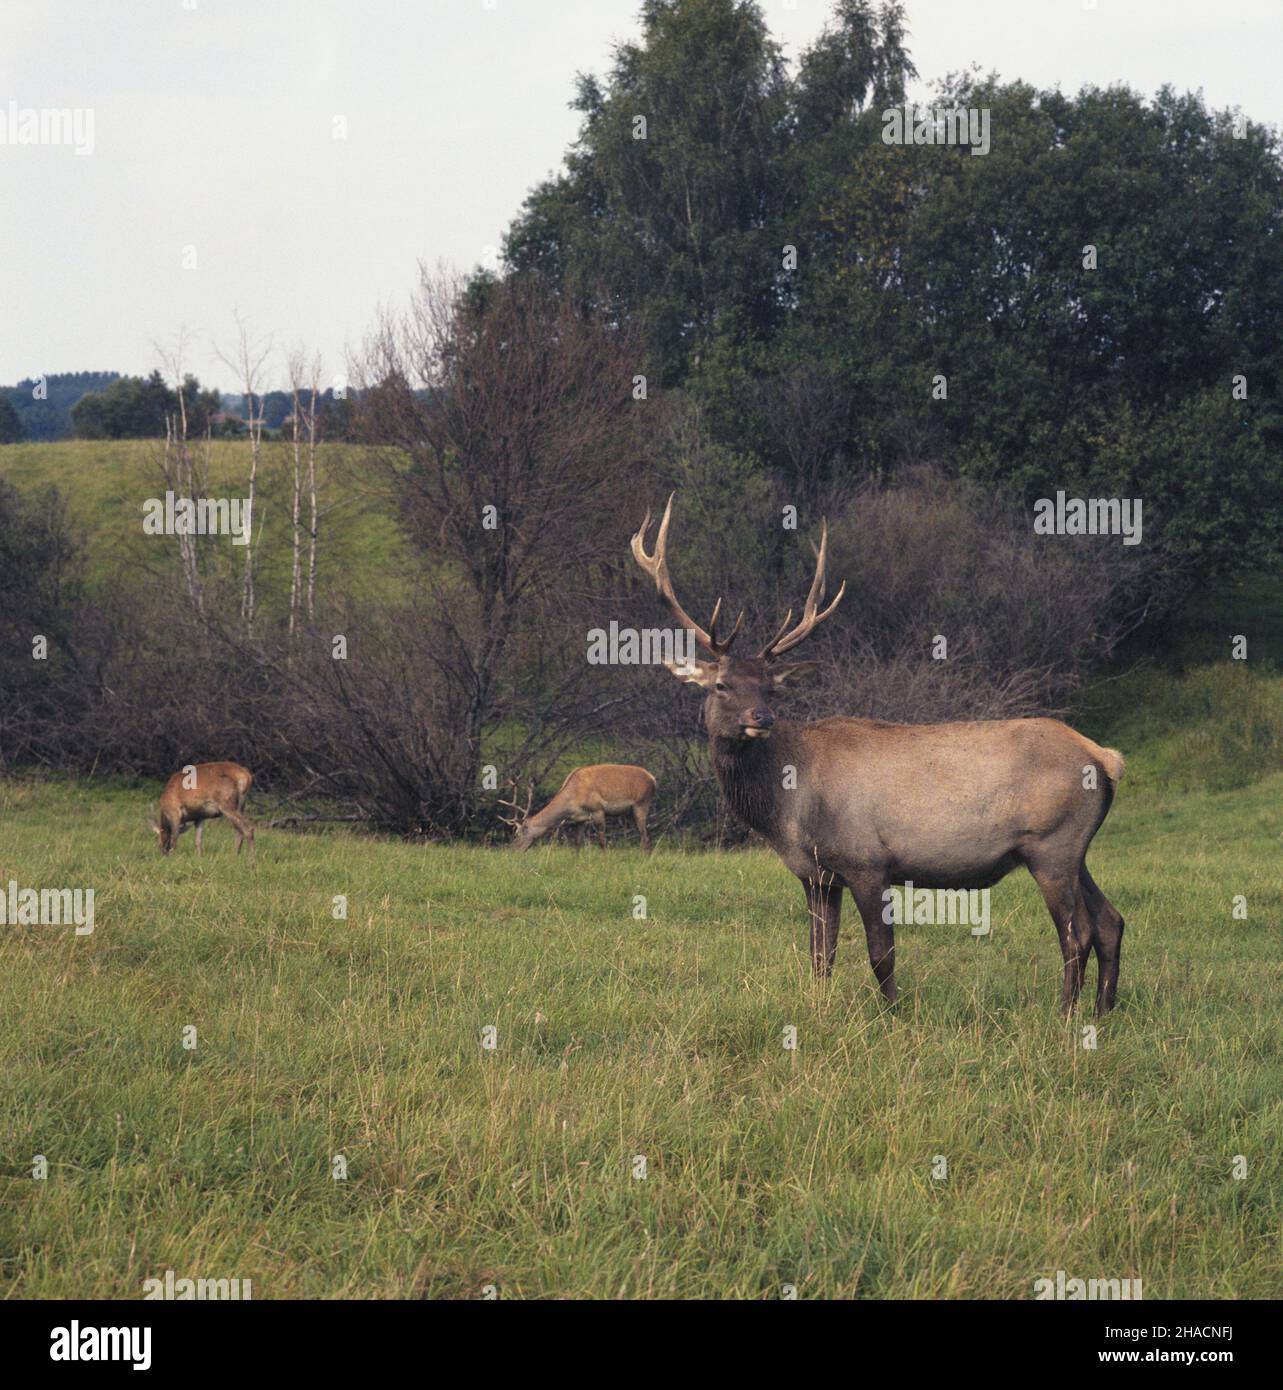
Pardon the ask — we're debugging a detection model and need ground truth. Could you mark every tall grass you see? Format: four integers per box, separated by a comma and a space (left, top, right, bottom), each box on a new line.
1, 773, 1279, 1298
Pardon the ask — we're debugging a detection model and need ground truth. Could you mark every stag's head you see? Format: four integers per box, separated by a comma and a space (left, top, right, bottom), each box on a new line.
630, 495, 844, 745
151, 818, 177, 854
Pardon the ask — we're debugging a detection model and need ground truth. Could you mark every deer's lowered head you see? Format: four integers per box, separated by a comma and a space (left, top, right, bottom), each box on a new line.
151, 816, 180, 854
631, 493, 844, 746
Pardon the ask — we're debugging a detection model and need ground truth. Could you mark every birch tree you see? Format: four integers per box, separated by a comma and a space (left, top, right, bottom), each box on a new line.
155, 332, 205, 618
286, 347, 305, 638
217, 315, 269, 636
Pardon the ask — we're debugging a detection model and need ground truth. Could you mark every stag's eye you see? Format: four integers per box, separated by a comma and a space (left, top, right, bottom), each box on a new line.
714, 681, 727, 692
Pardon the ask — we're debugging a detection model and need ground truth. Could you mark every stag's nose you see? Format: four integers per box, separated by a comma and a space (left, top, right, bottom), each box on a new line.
750, 709, 775, 728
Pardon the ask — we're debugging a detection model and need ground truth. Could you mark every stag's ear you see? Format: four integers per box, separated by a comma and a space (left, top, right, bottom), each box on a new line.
664, 658, 718, 688
771, 661, 819, 688
150, 821, 162, 835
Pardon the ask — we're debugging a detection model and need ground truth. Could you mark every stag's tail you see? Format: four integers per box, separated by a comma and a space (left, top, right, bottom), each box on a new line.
1095, 746, 1125, 787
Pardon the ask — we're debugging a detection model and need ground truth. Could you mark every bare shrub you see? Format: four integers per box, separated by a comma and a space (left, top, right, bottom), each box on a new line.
777, 465, 1162, 725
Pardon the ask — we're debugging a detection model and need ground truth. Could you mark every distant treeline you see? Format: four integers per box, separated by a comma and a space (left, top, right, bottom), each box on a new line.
0, 371, 120, 442
0, 371, 356, 443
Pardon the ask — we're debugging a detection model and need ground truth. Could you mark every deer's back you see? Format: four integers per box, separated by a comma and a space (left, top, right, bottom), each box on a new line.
561, 763, 655, 812
160, 762, 253, 818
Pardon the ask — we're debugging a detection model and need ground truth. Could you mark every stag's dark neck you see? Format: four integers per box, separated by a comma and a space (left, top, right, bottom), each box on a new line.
709, 724, 803, 841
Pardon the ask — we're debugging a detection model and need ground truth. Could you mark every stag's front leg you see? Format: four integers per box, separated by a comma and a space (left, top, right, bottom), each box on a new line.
801, 874, 843, 977
848, 876, 897, 1003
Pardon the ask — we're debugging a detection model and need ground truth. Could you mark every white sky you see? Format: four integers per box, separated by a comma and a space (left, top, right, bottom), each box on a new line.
1, 0, 1278, 390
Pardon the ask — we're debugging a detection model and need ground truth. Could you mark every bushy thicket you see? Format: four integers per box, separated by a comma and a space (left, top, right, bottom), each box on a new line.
0, 437, 1156, 842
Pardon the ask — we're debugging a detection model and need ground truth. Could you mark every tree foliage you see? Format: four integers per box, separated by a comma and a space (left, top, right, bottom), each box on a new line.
0, 393, 22, 443
504, 0, 1283, 577
70, 370, 221, 440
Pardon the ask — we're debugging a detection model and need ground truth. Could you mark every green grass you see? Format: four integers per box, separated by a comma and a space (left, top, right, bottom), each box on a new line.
1076, 661, 1283, 794
2, 442, 1280, 1297
2, 773, 1280, 1299
0, 438, 412, 609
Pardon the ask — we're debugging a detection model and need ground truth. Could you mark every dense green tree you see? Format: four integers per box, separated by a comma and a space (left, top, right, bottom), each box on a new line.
0, 393, 23, 443
504, 0, 1282, 575
506, 0, 910, 383
795, 76, 1283, 568
505, 0, 913, 384
69, 371, 220, 439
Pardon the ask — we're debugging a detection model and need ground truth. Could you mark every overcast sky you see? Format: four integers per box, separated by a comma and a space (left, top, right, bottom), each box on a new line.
1, 0, 1278, 390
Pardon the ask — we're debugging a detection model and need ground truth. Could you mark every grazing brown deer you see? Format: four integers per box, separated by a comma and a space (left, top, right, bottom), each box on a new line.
499, 765, 657, 851
631, 495, 1126, 1014
152, 762, 255, 859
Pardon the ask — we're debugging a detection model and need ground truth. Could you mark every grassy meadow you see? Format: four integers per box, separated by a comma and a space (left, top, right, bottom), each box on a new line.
1, 769, 1280, 1299
2, 438, 1281, 1298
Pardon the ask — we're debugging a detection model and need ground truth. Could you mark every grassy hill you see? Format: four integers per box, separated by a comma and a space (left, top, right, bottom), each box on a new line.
1078, 661, 1283, 795
0, 438, 412, 612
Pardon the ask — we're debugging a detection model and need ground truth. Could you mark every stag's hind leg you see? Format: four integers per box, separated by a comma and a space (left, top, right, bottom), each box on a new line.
224, 805, 256, 861
1080, 866, 1124, 1014
1025, 853, 1093, 1012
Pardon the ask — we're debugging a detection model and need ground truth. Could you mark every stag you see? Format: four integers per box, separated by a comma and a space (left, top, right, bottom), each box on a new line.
499, 765, 657, 851
152, 762, 256, 858
631, 496, 1126, 1013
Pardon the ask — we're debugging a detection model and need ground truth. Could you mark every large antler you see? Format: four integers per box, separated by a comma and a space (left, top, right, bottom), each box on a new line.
630, 493, 743, 657
758, 520, 847, 659
496, 779, 534, 828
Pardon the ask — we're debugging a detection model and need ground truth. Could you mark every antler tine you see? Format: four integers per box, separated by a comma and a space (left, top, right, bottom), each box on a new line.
760, 520, 847, 659
496, 778, 534, 827
631, 493, 741, 657
757, 608, 794, 659
707, 597, 745, 654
